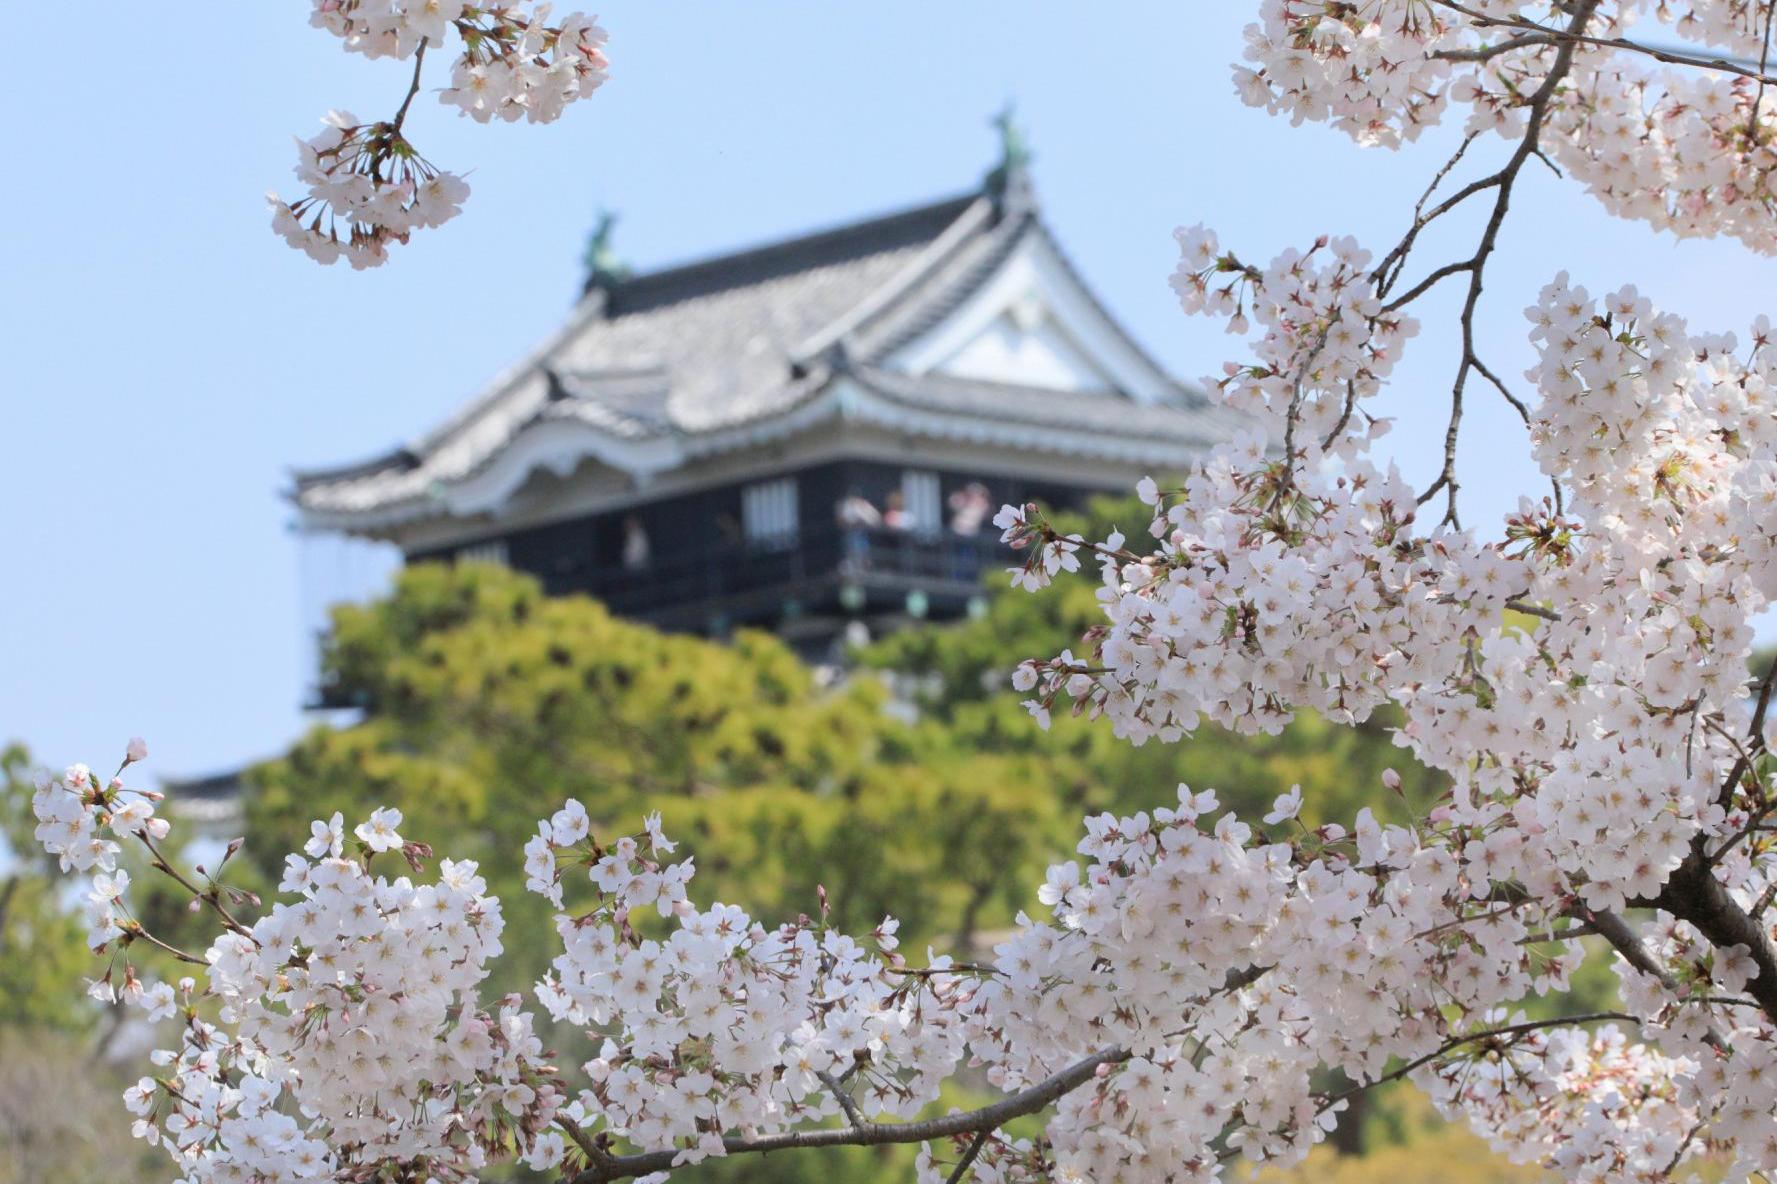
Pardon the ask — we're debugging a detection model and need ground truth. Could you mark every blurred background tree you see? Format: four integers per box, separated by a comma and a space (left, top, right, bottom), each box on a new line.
0, 746, 164, 1184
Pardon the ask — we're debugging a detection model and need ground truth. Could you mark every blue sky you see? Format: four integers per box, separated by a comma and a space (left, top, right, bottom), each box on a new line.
7, 4, 1777, 780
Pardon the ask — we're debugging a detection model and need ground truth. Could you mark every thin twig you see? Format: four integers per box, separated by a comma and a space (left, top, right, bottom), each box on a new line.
138, 833, 254, 939
1432, 32, 1560, 63
392, 40, 429, 132
1753, 0, 1777, 142
945, 1128, 994, 1184
1431, 0, 1777, 85
1713, 656, 1777, 818
1415, 0, 1604, 527
817, 1070, 866, 1128
124, 923, 206, 966
1319, 1011, 1637, 1109
1374, 130, 1484, 297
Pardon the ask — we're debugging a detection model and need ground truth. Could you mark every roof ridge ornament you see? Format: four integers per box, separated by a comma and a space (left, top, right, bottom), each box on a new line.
984, 102, 1034, 211
582, 208, 631, 293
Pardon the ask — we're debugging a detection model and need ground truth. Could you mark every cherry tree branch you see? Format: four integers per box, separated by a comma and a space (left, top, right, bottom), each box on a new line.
138, 832, 254, 940
1375, 133, 1489, 302
1585, 906, 1681, 992
1320, 1011, 1639, 1109
1431, 0, 1777, 85
944, 1128, 993, 1184
1432, 32, 1561, 63
1717, 657, 1777, 812
1657, 854, 1777, 1023
1503, 597, 1561, 621
1411, 0, 1602, 527
1581, 902, 1729, 1051
566, 1048, 1127, 1184
391, 40, 429, 132
0, 877, 19, 954
817, 1069, 867, 1128
121, 922, 206, 966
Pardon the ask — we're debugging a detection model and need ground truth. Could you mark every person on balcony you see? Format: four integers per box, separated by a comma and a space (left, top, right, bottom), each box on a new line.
883, 490, 913, 533
948, 482, 991, 536
836, 490, 881, 575
621, 515, 651, 571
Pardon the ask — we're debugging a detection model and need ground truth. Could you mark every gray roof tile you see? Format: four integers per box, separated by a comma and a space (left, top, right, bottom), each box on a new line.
293, 186, 1240, 521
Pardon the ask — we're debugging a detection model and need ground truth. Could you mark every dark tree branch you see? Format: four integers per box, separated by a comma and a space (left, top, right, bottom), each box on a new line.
1587, 906, 1681, 991
1411, 0, 1603, 527
391, 40, 429, 132
1716, 657, 1777, 813
944, 1128, 994, 1184
1752, 0, 1777, 142
1374, 132, 1487, 299
1432, 32, 1561, 63
1470, 354, 1531, 424
1504, 597, 1561, 621
1431, 0, 1777, 85
1656, 855, 1777, 1024
1320, 1011, 1638, 1109
817, 1070, 866, 1128
138, 832, 254, 940
1569, 903, 1730, 1050
567, 1048, 1128, 1184
1383, 257, 1477, 312
0, 877, 19, 954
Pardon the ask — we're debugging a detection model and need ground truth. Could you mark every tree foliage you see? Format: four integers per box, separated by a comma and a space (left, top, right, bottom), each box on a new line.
246, 563, 1075, 991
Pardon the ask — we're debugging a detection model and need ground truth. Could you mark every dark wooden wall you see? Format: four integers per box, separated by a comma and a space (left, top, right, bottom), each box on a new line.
413, 457, 1108, 594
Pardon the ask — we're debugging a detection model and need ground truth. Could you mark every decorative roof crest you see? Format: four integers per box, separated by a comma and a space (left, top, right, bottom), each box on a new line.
582, 209, 632, 291
985, 103, 1034, 207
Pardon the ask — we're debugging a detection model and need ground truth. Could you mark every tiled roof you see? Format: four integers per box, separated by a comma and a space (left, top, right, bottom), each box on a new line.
850, 366, 1246, 450
292, 183, 1238, 523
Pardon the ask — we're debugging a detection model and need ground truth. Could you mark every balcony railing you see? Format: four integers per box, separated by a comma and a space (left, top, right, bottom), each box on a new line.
556, 526, 1002, 626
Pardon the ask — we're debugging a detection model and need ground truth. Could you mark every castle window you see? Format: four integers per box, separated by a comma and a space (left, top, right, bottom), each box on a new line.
457, 538, 508, 566
901, 470, 941, 536
742, 478, 799, 548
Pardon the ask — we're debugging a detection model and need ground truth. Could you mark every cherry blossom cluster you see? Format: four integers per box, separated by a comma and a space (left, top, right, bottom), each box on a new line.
1232, 0, 1462, 147
439, 7, 611, 124
1008, 430, 1525, 744
993, 502, 1084, 594
1235, 2, 1777, 253
32, 719, 1777, 1183
1171, 226, 1415, 455
276, 3, 608, 264
122, 805, 565, 1184
1523, 272, 1777, 576
1552, 60, 1777, 255
1663, 0, 1775, 54
1419, 1019, 1702, 1181
307, 0, 462, 58
31, 738, 163, 874
269, 112, 471, 268
523, 802, 971, 1173
946, 762, 1777, 1182
999, 245, 1777, 1173
311, 0, 609, 93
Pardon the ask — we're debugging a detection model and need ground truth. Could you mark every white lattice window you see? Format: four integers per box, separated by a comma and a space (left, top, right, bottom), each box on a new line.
457, 538, 508, 566
901, 470, 941, 536
742, 477, 799, 548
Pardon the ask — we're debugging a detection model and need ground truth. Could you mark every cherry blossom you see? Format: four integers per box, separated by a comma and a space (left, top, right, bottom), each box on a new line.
1236, 2, 1777, 254
273, 3, 609, 265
